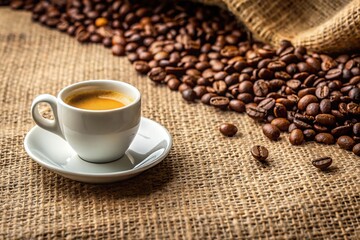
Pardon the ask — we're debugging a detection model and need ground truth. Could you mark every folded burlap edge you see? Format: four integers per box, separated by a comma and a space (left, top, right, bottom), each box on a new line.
194, 0, 360, 54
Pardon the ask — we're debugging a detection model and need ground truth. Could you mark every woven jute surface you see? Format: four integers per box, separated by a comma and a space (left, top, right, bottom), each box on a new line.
0, 8, 359, 239
198, 0, 360, 53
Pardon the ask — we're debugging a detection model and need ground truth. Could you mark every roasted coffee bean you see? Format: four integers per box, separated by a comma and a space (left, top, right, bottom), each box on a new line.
193, 85, 207, 98
262, 123, 280, 140
315, 133, 335, 145
331, 125, 352, 137
325, 68, 342, 80
258, 98, 275, 111
246, 107, 266, 120
312, 157, 332, 170
251, 145, 269, 161
315, 85, 330, 99
239, 81, 253, 93
167, 78, 181, 91
237, 93, 253, 103
253, 80, 269, 97
303, 129, 316, 140
181, 89, 197, 102
201, 93, 217, 105
347, 102, 360, 115
349, 87, 360, 100
273, 103, 287, 118
271, 118, 290, 131
286, 79, 301, 90
319, 99, 332, 113
315, 114, 336, 126
337, 135, 355, 150
148, 67, 166, 82
229, 99, 246, 113
306, 103, 320, 116
210, 96, 229, 110
213, 80, 227, 95
353, 123, 360, 136
298, 94, 318, 111
353, 143, 360, 156
293, 118, 312, 130
289, 129, 304, 145
134, 61, 150, 74
219, 123, 238, 137
111, 44, 125, 56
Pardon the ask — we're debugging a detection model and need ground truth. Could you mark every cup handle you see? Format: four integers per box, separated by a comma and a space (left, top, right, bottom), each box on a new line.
31, 94, 64, 139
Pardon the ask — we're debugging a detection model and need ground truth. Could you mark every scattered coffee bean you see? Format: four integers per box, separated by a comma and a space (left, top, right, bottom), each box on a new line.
289, 129, 304, 145
336, 136, 355, 150
182, 89, 197, 102
312, 157, 332, 170
251, 145, 269, 161
219, 123, 238, 137
315, 133, 335, 145
262, 124, 280, 141
353, 143, 360, 156
271, 118, 290, 131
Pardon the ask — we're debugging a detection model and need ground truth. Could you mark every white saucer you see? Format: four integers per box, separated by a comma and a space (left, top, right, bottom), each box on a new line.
24, 117, 172, 183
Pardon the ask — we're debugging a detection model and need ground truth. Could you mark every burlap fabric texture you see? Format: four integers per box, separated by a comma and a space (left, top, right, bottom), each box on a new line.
0, 8, 359, 239
198, 0, 360, 53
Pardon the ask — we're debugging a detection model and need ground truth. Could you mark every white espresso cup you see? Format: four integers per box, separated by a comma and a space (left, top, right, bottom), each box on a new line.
31, 80, 141, 163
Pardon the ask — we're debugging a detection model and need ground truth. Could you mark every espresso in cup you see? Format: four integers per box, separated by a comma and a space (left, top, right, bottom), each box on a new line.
65, 90, 133, 110
31, 80, 141, 163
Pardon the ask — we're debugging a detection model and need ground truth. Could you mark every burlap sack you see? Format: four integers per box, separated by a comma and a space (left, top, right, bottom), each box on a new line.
198, 0, 360, 53
1, 8, 360, 239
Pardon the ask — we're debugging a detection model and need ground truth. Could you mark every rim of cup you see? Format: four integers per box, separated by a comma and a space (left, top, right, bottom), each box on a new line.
57, 80, 141, 113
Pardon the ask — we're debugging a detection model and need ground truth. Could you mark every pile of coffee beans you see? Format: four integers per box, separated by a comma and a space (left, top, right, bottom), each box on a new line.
6, 0, 360, 156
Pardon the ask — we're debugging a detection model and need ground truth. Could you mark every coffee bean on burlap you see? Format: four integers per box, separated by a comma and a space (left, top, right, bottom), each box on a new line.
262, 123, 280, 140
251, 145, 269, 161
312, 157, 333, 170
337, 136, 355, 150
289, 129, 304, 145
219, 123, 238, 137
315, 133, 335, 145
353, 143, 360, 156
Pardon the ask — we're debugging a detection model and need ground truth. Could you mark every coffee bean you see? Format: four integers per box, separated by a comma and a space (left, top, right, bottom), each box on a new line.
289, 129, 304, 145
262, 123, 280, 141
303, 129, 316, 140
201, 93, 217, 105
251, 145, 269, 161
182, 89, 197, 102
312, 157, 332, 170
148, 67, 166, 82
298, 94, 318, 111
273, 103, 287, 118
258, 98, 275, 111
319, 99, 332, 113
210, 96, 229, 110
193, 85, 207, 98
331, 125, 352, 137
112, 44, 125, 56
246, 107, 266, 120
229, 99, 246, 113
271, 118, 290, 132
353, 123, 360, 136
253, 80, 269, 97
134, 61, 150, 74
315, 133, 335, 145
325, 68, 342, 80
315, 85, 330, 99
315, 114, 336, 127
219, 123, 238, 137
306, 103, 320, 116
353, 143, 360, 156
337, 135, 355, 150
167, 78, 181, 91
